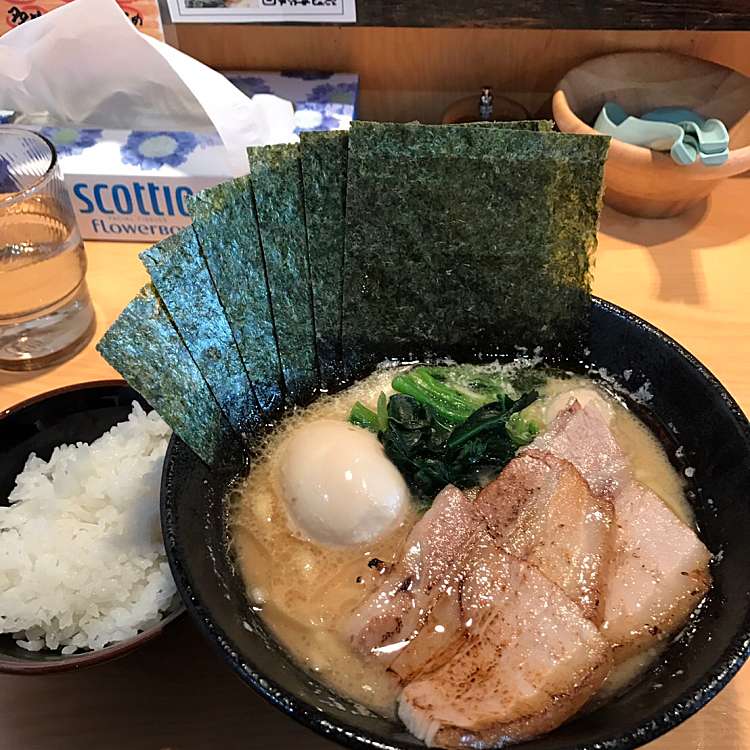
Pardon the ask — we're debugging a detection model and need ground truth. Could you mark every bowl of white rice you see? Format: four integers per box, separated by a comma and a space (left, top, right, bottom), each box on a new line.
0, 380, 183, 673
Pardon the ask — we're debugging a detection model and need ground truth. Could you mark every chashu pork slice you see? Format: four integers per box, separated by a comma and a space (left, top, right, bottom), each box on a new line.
399, 540, 612, 749
392, 450, 616, 682
601, 481, 712, 661
346, 485, 480, 665
387, 526, 505, 684
388, 584, 467, 684
528, 400, 630, 498
476, 450, 614, 622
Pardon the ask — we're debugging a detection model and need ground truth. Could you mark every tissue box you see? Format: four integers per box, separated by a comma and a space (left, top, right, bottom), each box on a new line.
23, 126, 227, 241
19, 71, 358, 242
225, 71, 359, 135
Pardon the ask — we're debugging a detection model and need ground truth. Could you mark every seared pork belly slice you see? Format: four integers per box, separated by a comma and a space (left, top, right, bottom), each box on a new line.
476, 450, 614, 622
399, 544, 611, 749
602, 482, 712, 661
388, 586, 467, 684
529, 400, 630, 498
347, 485, 479, 664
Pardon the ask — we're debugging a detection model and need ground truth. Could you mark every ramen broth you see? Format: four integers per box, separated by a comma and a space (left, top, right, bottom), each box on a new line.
231, 367, 693, 718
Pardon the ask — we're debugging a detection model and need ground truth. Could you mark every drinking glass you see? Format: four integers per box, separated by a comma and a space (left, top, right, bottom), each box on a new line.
0, 127, 95, 370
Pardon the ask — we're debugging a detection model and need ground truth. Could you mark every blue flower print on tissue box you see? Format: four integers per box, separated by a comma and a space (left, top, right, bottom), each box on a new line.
224, 70, 358, 133
24, 125, 232, 242
229, 75, 274, 95
121, 131, 199, 169
308, 81, 358, 106
293, 102, 349, 134
41, 127, 103, 156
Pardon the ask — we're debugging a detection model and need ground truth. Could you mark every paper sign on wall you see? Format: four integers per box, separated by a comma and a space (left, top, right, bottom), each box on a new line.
2, 0, 164, 39
166, 0, 356, 23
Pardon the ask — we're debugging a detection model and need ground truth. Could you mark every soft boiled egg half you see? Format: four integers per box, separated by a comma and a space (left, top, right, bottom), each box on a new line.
278, 419, 408, 547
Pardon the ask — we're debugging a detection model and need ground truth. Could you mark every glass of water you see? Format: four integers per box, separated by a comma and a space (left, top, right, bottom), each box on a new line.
0, 127, 95, 370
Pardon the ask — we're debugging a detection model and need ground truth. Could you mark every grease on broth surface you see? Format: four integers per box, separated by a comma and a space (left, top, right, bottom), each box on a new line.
230, 366, 693, 718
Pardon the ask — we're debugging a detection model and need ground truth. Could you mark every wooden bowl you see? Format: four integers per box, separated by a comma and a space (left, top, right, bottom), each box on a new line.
552, 51, 750, 218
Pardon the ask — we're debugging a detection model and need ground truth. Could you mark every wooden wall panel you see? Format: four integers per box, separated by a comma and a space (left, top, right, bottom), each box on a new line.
176, 26, 750, 122
352, 1, 750, 31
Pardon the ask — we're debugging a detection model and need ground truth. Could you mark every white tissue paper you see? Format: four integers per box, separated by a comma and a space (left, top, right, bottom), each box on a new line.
0, 0, 296, 175
0, 0, 297, 240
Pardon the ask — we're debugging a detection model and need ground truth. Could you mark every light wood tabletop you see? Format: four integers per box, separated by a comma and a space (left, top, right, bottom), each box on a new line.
0, 177, 748, 749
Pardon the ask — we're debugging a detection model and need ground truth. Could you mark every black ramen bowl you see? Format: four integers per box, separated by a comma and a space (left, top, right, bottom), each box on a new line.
0, 381, 183, 674
161, 298, 750, 749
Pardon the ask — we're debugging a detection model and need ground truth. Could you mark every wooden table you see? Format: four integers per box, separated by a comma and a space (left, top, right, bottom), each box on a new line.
1, 177, 749, 749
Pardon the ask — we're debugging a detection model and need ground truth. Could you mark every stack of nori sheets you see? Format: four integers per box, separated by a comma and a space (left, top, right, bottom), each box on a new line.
98, 121, 609, 465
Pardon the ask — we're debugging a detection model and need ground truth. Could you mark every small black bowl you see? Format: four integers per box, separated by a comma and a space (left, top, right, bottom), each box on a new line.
0, 380, 183, 674
161, 298, 750, 749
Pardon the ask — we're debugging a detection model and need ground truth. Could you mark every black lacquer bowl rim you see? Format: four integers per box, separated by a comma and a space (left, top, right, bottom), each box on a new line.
161, 296, 750, 750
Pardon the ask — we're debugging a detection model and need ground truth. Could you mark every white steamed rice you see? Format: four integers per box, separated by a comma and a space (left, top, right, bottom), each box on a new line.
0, 402, 176, 654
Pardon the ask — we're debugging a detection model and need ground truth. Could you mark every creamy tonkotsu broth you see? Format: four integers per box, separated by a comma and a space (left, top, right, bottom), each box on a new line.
231, 367, 413, 716
231, 365, 694, 720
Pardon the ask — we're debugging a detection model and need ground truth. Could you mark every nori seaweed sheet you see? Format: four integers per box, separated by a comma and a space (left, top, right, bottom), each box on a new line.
297, 124, 550, 389
462, 120, 555, 132
299, 130, 348, 391
188, 177, 283, 418
96, 285, 241, 466
341, 121, 609, 375
248, 143, 318, 405
140, 228, 259, 437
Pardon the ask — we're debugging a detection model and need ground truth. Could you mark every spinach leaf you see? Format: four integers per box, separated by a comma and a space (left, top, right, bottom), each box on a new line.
350, 391, 390, 433
447, 392, 537, 450
347, 366, 543, 509
376, 392, 389, 432
507, 411, 540, 445
393, 364, 550, 424
375, 389, 539, 508
349, 400, 380, 432
392, 368, 480, 427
